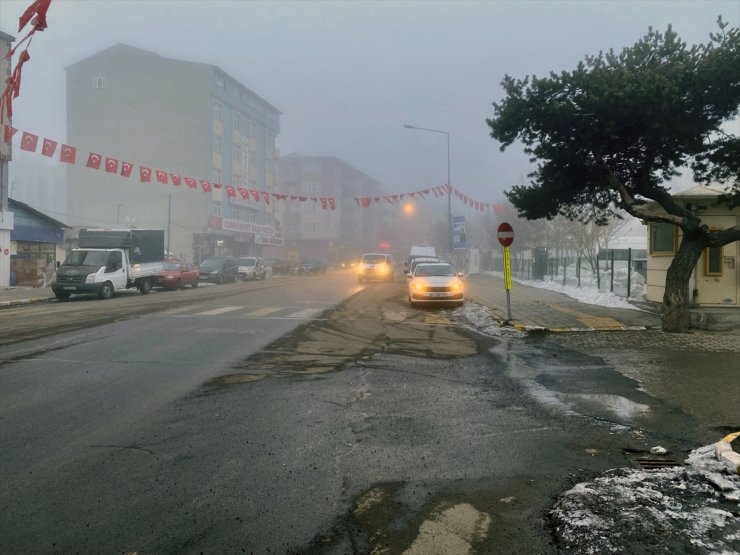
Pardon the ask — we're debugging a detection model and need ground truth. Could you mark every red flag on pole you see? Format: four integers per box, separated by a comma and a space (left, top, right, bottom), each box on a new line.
200, 180, 212, 192
171, 174, 182, 186
226, 185, 236, 198
328, 198, 335, 210
238, 187, 249, 200
156, 170, 168, 184
185, 177, 197, 188
320, 197, 327, 209
3, 126, 18, 143
121, 162, 133, 177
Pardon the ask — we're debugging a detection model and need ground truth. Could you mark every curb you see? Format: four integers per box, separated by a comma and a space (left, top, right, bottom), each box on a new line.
715, 432, 740, 475
509, 322, 657, 333
0, 296, 54, 309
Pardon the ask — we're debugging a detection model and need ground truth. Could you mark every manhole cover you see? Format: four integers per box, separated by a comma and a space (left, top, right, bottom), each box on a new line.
624, 448, 683, 470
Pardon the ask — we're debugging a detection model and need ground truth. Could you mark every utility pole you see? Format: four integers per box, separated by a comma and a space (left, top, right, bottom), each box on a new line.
167, 193, 171, 257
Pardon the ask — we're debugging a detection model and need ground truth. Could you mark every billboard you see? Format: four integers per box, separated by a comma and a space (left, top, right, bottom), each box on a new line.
453, 216, 466, 250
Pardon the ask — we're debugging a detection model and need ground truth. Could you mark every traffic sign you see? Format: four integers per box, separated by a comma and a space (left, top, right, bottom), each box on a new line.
497, 222, 514, 247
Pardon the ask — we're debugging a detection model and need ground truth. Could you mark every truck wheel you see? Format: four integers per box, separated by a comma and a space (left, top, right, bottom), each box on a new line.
98, 281, 115, 300
175, 279, 182, 291
139, 279, 152, 295
54, 290, 71, 301
192, 279, 199, 289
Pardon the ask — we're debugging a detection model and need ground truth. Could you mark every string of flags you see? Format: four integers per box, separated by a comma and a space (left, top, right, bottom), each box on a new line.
353, 185, 508, 213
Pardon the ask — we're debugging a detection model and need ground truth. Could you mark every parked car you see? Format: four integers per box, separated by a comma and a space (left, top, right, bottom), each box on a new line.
271, 259, 296, 275
155, 260, 199, 290
357, 253, 395, 283
296, 259, 327, 275
405, 255, 441, 275
236, 257, 267, 281
197, 256, 239, 284
406, 262, 464, 307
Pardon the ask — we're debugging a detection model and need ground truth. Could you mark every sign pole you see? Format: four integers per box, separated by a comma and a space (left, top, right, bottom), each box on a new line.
497, 222, 515, 322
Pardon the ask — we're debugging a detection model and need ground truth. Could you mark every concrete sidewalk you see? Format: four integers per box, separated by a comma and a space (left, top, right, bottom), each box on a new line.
464, 273, 663, 332
0, 285, 56, 308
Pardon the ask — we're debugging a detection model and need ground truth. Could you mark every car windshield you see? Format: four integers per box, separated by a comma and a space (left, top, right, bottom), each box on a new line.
161, 262, 181, 271
239, 259, 256, 267
362, 255, 387, 264
414, 264, 456, 277
199, 259, 223, 270
64, 250, 111, 267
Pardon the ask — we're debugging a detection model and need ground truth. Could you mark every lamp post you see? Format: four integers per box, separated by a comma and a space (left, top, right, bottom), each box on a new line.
403, 124, 452, 259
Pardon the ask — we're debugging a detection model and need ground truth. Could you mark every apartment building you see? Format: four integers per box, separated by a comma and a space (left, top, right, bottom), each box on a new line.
65, 43, 281, 262
275, 154, 391, 264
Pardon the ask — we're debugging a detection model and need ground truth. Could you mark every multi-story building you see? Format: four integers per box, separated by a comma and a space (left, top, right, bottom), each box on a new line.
275, 154, 392, 264
65, 43, 281, 262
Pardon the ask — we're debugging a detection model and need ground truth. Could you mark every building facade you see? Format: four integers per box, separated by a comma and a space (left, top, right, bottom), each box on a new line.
65, 43, 281, 263
275, 154, 391, 264
646, 185, 739, 307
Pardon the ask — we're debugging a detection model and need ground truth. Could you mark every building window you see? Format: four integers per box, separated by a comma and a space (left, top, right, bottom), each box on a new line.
232, 173, 241, 187
249, 121, 257, 138
249, 151, 257, 168
649, 223, 677, 255
704, 245, 723, 276
213, 168, 222, 185
214, 135, 222, 154
232, 206, 242, 219
303, 182, 322, 194
232, 144, 240, 161
233, 114, 240, 130
214, 102, 222, 121
212, 202, 221, 216
92, 72, 106, 89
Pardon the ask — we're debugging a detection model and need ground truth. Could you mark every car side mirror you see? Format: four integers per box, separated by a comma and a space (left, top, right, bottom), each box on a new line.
458, 272, 464, 278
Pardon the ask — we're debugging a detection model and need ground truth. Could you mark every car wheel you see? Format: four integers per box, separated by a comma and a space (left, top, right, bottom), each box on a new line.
139, 279, 153, 295
54, 290, 71, 301
217, 274, 224, 285
98, 281, 115, 300
192, 279, 199, 288
175, 279, 182, 291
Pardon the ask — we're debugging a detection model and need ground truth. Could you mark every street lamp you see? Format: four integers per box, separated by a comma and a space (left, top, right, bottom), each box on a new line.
403, 124, 452, 258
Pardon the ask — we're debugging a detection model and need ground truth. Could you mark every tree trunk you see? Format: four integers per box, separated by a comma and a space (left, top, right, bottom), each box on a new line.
662, 237, 704, 333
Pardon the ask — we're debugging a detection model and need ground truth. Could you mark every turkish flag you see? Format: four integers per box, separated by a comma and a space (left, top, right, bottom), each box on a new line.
105, 158, 119, 173
238, 187, 249, 200
3, 125, 18, 143
200, 180, 212, 192
184, 177, 197, 188
155, 170, 168, 184
250, 190, 260, 201
171, 174, 181, 186
60, 144, 76, 164
320, 197, 327, 209
140, 166, 152, 182
328, 198, 335, 210
226, 185, 236, 198
19, 131, 38, 152
41, 138, 57, 157
261, 191, 270, 204
18, 0, 51, 32
86, 152, 102, 169
121, 162, 133, 177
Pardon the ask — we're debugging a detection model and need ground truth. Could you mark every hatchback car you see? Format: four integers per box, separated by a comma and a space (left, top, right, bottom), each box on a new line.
357, 253, 395, 282
197, 256, 239, 284
236, 257, 267, 281
155, 260, 199, 290
406, 262, 464, 307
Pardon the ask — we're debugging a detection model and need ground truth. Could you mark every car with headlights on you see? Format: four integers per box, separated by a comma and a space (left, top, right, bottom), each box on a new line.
155, 260, 199, 290
357, 253, 395, 282
406, 262, 464, 307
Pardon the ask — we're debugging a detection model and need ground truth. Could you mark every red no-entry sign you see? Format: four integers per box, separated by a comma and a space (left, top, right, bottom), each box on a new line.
497, 222, 514, 247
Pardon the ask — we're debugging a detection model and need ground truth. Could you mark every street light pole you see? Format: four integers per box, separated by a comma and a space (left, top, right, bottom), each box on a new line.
403, 124, 452, 259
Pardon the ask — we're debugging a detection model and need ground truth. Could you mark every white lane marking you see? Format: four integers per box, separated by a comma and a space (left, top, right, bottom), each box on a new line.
285, 308, 324, 319
243, 307, 283, 317
194, 306, 243, 316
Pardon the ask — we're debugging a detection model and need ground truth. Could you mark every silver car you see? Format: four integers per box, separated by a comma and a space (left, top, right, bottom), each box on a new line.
406, 262, 464, 307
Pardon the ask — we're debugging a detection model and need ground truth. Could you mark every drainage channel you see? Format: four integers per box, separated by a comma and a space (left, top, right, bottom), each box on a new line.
623, 448, 683, 470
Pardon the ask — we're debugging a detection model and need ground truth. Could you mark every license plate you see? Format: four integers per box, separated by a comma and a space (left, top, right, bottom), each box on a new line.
428, 292, 449, 298
63, 286, 76, 291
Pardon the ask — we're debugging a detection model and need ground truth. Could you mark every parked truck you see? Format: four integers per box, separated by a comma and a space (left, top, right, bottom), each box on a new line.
51, 229, 165, 300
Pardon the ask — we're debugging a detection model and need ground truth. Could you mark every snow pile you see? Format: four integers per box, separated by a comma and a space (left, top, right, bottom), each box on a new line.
451, 302, 526, 338
486, 271, 644, 311
550, 444, 740, 553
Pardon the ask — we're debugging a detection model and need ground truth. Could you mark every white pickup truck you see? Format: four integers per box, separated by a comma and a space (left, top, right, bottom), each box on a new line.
51, 229, 165, 300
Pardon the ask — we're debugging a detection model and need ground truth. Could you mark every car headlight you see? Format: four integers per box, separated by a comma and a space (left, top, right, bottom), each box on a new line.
450, 280, 462, 291
413, 281, 426, 292
378, 265, 388, 274
85, 273, 96, 283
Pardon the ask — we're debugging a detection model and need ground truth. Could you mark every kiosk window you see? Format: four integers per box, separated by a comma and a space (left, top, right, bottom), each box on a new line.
704, 246, 723, 276
649, 223, 676, 254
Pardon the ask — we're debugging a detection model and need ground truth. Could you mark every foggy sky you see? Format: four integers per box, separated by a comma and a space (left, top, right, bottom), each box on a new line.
1, 0, 738, 218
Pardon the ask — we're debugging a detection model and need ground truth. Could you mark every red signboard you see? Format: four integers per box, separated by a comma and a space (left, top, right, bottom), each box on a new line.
497, 222, 514, 247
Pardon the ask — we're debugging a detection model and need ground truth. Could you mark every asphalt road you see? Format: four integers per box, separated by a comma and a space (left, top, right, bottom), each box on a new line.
1, 271, 737, 553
